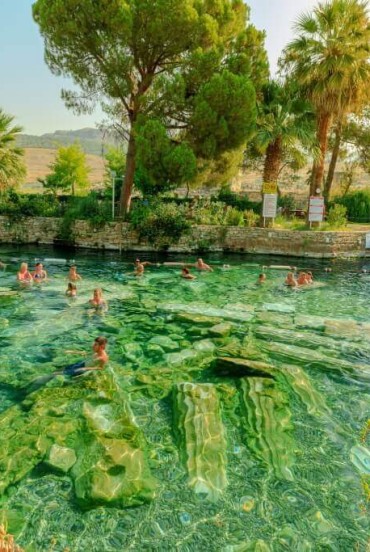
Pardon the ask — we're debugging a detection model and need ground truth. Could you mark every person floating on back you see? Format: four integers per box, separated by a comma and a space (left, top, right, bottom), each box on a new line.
32, 262, 47, 282
68, 265, 82, 282
17, 262, 33, 283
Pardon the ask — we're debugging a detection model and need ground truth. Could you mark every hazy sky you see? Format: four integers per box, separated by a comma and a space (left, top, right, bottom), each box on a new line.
0, 0, 319, 135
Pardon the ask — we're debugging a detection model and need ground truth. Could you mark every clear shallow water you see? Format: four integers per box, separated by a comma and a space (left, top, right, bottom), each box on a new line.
0, 245, 369, 551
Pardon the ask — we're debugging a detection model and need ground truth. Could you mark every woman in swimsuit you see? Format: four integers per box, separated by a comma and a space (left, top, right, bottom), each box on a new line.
17, 262, 33, 283
32, 263, 48, 281
89, 288, 108, 311
66, 282, 77, 297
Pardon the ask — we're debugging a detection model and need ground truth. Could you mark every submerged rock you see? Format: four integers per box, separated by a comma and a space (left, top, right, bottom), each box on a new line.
209, 322, 233, 337
173, 382, 227, 500
282, 365, 331, 417
148, 336, 179, 351
213, 357, 275, 379
0, 372, 157, 508
350, 444, 370, 475
239, 377, 294, 480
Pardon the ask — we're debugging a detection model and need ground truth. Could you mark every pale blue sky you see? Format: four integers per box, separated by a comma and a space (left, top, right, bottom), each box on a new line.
0, 0, 319, 135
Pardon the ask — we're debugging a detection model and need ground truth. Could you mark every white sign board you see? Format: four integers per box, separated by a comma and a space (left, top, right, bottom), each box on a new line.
308, 196, 325, 223
262, 194, 278, 219
366, 233, 370, 249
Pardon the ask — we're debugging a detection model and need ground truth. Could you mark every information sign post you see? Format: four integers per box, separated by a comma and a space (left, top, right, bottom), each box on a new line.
308, 197, 325, 226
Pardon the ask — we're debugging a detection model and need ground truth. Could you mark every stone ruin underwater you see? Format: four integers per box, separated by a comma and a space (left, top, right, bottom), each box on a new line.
0, 249, 370, 551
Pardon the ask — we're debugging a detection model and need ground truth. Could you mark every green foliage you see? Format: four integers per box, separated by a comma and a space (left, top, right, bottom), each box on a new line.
224, 207, 245, 227
335, 191, 370, 222
326, 204, 348, 229
243, 209, 260, 227
0, 109, 26, 190
130, 201, 190, 247
42, 143, 90, 196
278, 194, 296, 212
217, 185, 261, 212
104, 146, 125, 201
33, 0, 268, 213
0, 190, 59, 220
135, 120, 197, 195
190, 71, 256, 158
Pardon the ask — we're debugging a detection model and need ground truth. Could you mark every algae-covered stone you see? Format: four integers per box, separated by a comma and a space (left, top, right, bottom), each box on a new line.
193, 339, 216, 354
165, 349, 198, 366
123, 342, 144, 362
209, 323, 233, 337
174, 382, 227, 500
46, 444, 76, 473
239, 377, 294, 480
282, 365, 331, 417
255, 311, 293, 328
175, 312, 222, 326
213, 357, 275, 378
149, 336, 179, 351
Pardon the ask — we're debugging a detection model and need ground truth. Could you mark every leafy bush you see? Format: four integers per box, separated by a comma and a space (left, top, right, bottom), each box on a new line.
217, 185, 261, 212
243, 209, 260, 227
0, 191, 60, 220
65, 193, 111, 228
224, 206, 244, 226
335, 191, 370, 222
130, 201, 190, 246
278, 194, 296, 212
190, 201, 227, 225
326, 204, 348, 229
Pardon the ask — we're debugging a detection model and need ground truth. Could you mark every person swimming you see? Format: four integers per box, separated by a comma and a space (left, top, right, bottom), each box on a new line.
181, 267, 196, 280
134, 258, 153, 276
257, 273, 266, 284
55, 337, 109, 377
66, 282, 77, 297
297, 271, 309, 286
17, 262, 33, 283
68, 265, 82, 282
89, 288, 108, 310
32, 262, 48, 281
285, 272, 298, 287
195, 258, 213, 271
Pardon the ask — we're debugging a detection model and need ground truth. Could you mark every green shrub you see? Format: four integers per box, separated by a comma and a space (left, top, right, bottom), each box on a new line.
191, 201, 227, 225
224, 206, 244, 226
243, 209, 260, 227
335, 191, 370, 222
0, 191, 60, 220
278, 194, 296, 212
65, 193, 111, 228
326, 204, 348, 229
130, 201, 190, 246
217, 185, 261, 212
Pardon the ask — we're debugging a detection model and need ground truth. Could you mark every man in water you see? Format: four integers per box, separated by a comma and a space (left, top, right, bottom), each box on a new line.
134, 258, 153, 276
54, 336, 108, 377
257, 273, 266, 284
195, 258, 213, 271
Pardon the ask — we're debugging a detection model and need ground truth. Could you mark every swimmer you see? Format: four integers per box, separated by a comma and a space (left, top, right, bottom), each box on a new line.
89, 288, 108, 311
181, 267, 196, 280
54, 336, 109, 377
134, 258, 153, 276
17, 262, 33, 283
66, 282, 77, 297
285, 272, 298, 287
32, 262, 48, 282
257, 273, 266, 284
306, 271, 313, 284
68, 265, 82, 281
196, 258, 213, 272
297, 271, 309, 286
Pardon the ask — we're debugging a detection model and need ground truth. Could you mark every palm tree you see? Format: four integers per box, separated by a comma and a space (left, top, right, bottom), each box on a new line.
253, 81, 316, 189
282, 0, 370, 199
0, 109, 26, 191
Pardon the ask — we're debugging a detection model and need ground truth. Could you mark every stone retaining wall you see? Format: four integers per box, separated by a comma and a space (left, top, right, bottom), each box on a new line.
0, 216, 367, 258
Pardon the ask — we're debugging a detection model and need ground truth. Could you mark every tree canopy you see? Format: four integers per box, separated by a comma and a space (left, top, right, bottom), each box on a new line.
33, 0, 268, 214
41, 144, 90, 196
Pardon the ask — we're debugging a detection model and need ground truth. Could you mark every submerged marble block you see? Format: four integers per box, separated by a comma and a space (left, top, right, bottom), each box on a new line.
239, 377, 295, 480
173, 382, 227, 501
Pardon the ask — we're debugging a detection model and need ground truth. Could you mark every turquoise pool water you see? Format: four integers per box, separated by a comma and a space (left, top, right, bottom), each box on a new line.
0, 245, 369, 551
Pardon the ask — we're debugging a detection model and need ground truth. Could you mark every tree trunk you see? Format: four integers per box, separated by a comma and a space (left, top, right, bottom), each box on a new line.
262, 139, 282, 185
310, 113, 332, 196
119, 127, 136, 216
324, 118, 343, 202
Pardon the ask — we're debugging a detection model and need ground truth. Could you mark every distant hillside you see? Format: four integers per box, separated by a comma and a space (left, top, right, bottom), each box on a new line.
17, 128, 119, 156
